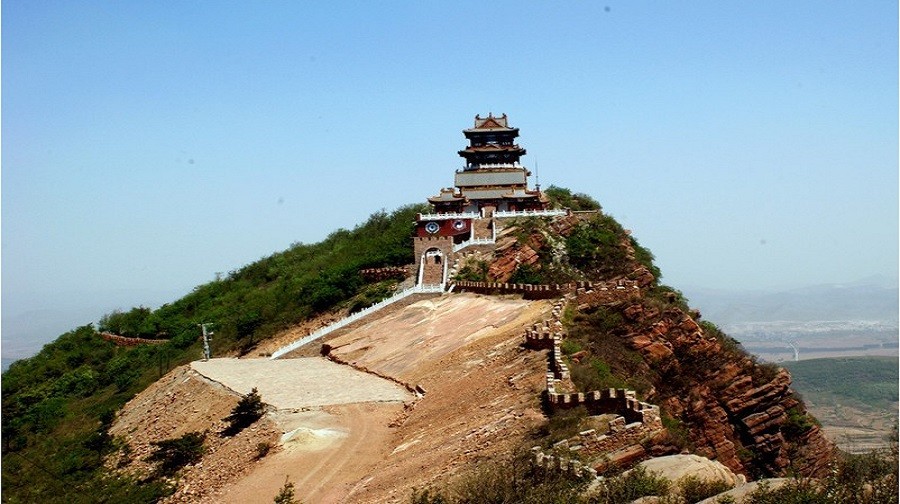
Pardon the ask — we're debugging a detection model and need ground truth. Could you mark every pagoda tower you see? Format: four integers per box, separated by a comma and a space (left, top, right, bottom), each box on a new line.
428, 113, 547, 215
413, 114, 549, 288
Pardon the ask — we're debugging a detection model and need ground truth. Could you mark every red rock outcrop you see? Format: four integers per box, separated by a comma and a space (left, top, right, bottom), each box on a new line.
489, 212, 835, 479
585, 292, 835, 478
487, 241, 540, 282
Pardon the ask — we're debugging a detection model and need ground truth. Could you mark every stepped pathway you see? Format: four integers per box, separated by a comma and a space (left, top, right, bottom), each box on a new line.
471, 217, 494, 240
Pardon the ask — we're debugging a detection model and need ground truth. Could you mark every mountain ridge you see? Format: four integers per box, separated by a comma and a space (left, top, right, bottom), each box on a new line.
1, 194, 840, 502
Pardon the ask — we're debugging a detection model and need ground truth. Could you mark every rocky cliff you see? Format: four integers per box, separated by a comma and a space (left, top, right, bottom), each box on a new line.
464, 211, 835, 478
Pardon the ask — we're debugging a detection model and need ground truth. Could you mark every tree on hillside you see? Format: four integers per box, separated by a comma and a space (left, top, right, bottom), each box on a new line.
146, 431, 206, 477
274, 477, 301, 504
222, 387, 265, 436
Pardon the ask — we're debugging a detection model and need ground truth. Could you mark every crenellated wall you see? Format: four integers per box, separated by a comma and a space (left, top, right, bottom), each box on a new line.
359, 266, 410, 282
525, 297, 664, 468
454, 280, 565, 299
99, 332, 168, 347
453, 279, 643, 302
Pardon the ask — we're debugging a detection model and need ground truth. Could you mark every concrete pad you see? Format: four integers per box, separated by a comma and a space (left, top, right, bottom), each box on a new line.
191, 357, 413, 409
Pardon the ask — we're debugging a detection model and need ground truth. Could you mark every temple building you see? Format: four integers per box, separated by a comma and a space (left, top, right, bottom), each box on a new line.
413, 114, 557, 288
428, 113, 548, 215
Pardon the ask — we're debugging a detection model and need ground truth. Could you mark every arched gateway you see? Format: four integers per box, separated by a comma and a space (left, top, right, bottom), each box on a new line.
411, 114, 549, 288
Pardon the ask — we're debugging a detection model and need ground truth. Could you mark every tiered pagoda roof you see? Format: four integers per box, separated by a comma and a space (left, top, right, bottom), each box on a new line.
458, 113, 525, 167
426, 113, 548, 214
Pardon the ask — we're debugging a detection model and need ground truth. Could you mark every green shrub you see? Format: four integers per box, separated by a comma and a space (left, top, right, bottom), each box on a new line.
544, 186, 602, 211
648, 284, 691, 313
410, 488, 449, 504
569, 358, 627, 393
629, 236, 661, 283
411, 452, 588, 504
751, 360, 781, 386
454, 260, 489, 282
146, 431, 206, 477
589, 466, 671, 503
347, 280, 398, 313
661, 414, 692, 451
98, 306, 157, 338
560, 340, 582, 356
51, 367, 100, 398
565, 217, 628, 278
701, 321, 744, 358
781, 407, 816, 439
273, 477, 300, 504
534, 406, 590, 445
677, 475, 732, 503
509, 263, 545, 284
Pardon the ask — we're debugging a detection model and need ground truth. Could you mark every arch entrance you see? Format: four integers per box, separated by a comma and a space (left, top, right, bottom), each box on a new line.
418, 247, 447, 286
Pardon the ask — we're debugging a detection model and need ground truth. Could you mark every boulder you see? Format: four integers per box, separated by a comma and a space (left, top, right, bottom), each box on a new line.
695, 478, 792, 504
634, 454, 745, 488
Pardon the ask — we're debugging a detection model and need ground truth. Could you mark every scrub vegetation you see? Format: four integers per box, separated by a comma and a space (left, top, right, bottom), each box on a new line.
1, 204, 426, 503
408, 445, 898, 504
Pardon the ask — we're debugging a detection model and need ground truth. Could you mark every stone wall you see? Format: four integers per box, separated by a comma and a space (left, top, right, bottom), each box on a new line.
99, 332, 168, 347
454, 280, 565, 300
453, 279, 643, 303
359, 266, 409, 282
524, 297, 664, 467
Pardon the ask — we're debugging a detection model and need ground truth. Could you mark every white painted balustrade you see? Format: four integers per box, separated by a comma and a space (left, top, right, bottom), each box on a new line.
492, 209, 568, 219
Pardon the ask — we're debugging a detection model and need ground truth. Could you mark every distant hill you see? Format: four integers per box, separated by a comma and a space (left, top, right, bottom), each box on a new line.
785, 356, 899, 411
784, 356, 898, 453
683, 277, 899, 325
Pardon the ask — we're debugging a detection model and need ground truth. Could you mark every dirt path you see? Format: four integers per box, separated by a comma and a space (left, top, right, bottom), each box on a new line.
112, 293, 555, 503
214, 402, 405, 504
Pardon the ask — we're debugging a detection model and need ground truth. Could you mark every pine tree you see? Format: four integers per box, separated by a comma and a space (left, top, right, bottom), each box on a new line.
222, 387, 265, 436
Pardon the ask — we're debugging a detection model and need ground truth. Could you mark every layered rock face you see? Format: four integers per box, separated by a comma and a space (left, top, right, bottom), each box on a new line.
613, 296, 834, 477
486, 212, 834, 478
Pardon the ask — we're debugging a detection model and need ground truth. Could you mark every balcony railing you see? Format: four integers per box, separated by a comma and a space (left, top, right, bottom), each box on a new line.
493, 209, 568, 219
417, 211, 480, 221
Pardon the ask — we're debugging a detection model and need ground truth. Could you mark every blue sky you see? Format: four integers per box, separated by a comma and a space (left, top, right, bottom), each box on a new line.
3, 1, 897, 358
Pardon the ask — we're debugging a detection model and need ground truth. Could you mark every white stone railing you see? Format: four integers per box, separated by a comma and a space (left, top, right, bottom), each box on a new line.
465, 162, 521, 170
417, 211, 480, 221
270, 283, 443, 359
493, 209, 568, 219
452, 237, 495, 252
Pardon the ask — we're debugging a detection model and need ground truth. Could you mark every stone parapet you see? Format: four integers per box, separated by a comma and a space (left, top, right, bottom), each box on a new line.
453, 279, 643, 303
99, 332, 168, 347
531, 446, 598, 480
359, 266, 409, 282
454, 280, 565, 300
523, 296, 664, 469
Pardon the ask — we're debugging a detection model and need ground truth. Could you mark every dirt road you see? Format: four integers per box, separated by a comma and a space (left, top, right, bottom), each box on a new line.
213, 402, 406, 503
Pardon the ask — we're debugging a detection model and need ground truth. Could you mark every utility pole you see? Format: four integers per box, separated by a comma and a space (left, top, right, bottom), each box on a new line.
199, 323, 214, 361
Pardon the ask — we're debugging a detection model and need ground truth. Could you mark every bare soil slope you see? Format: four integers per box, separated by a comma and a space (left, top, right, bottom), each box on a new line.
110, 293, 552, 503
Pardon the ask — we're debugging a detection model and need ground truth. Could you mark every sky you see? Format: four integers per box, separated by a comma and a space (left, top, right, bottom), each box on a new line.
3, 2, 898, 358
